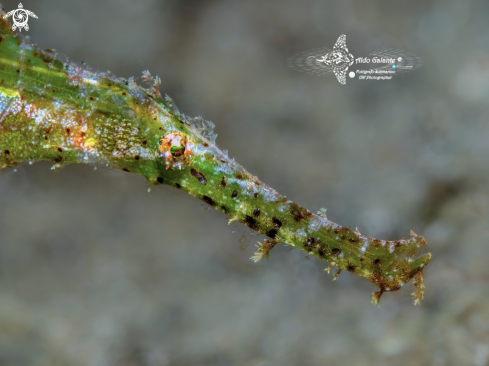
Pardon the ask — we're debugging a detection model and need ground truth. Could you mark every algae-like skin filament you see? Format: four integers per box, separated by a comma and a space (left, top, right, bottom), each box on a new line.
0, 16, 430, 305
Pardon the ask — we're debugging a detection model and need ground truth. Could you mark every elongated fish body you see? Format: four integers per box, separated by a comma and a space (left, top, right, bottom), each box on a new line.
0, 17, 430, 304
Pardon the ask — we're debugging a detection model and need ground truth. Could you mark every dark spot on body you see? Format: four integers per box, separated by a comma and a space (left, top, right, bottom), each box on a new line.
347, 265, 355, 271
16, 69, 19, 73
348, 238, 357, 243
159, 127, 163, 131
203, 142, 209, 147
57, 147, 62, 152
334, 229, 339, 234
267, 228, 278, 239
142, 140, 147, 146
175, 183, 181, 188
307, 237, 315, 246
253, 208, 260, 217
220, 205, 229, 214
244, 215, 258, 230
360, 258, 364, 262
122, 168, 130, 172
318, 248, 326, 258
4, 149, 10, 156
0, 36, 2, 43
156, 177, 163, 183
236, 173, 243, 180
54, 156, 62, 163
220, 176, 226, 188
65, 128, 70, 134
122, 92, 126, 95
190, 168, 206, 185
253, 192, 258, 198
231, 190, 238, 198
90, 97, 94, 101
272, 217, 282, 228
80, 132, 85, 137
52, 89, 55, 93
293, 210, 305, 222
332, 248, 341, 255
374, 258, 381, 264
202, 195, 216, 207
135, 155, 140, 160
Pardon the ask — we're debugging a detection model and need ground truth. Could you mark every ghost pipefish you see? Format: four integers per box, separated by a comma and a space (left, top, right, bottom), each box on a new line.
0, 16, 430, 305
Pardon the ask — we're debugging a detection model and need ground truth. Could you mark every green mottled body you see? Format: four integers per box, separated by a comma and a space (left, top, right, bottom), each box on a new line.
0, 17, 430, 304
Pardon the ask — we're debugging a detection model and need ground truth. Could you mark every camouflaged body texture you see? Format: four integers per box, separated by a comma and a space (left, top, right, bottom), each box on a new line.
0, 17, 430, 305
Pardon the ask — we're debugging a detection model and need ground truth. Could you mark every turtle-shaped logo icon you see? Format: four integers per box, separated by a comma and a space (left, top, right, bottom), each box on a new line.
5, 3, 38, 32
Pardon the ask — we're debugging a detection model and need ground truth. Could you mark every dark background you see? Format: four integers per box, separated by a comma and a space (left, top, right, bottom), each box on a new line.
0, 0, 488, 365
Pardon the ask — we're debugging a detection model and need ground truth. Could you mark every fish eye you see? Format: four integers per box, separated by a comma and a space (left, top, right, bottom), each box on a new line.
170, 144, 185, 157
